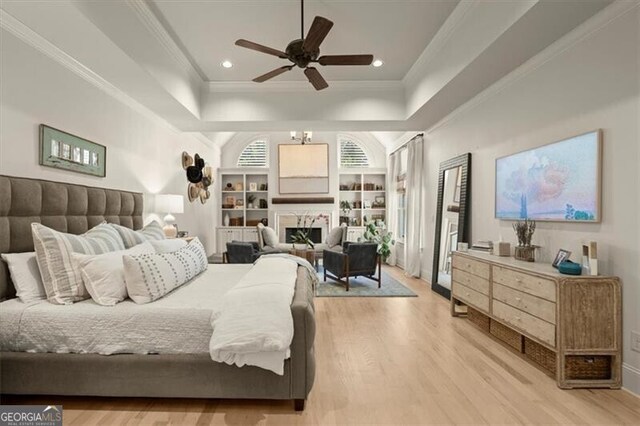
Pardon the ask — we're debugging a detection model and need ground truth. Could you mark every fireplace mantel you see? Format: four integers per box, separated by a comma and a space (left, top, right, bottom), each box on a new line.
272, 197, 335, 204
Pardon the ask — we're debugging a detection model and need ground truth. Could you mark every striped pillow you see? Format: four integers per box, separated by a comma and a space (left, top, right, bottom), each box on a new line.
31, 223, 126, 304
110, 221, 165, 248
124, 238, 208, 304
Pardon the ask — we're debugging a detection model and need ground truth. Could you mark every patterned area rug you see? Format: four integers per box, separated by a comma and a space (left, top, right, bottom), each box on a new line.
315, 267, 417, 297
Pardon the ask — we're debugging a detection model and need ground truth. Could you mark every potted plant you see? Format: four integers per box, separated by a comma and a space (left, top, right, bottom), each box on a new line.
247, 194, 256, 209
291, 212, 317, 250
339, 201, 352, 225
513, 219, 536, 262
360, 222, 395, 262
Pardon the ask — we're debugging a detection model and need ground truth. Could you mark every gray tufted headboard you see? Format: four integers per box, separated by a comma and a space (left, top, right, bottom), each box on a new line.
0, 175, 143, 300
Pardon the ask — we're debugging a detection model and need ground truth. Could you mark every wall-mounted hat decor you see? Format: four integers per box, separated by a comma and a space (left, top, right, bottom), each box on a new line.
182, 151, 213, 204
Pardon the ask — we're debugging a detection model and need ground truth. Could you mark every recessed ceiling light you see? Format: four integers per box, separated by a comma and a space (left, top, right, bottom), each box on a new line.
372, 59, 384, 68
221, 60, 233, 69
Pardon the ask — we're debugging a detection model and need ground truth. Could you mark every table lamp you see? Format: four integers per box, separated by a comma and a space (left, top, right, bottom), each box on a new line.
156, 194, 184, 238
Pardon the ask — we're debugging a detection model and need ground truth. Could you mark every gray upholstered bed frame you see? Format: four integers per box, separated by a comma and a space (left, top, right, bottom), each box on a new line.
0, 175, 315, 410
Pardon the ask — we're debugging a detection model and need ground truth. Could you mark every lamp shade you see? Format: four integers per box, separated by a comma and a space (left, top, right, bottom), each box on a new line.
156, 194, 184, 214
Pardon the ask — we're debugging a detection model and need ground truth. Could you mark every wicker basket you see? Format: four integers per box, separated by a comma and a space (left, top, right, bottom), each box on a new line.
565, 356, 611, 380
490, 320, 523, 352
524, 337, 556, 374
467, 307, 490, 332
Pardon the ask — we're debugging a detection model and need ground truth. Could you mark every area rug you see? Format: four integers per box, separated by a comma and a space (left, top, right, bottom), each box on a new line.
315, 267, 417, 297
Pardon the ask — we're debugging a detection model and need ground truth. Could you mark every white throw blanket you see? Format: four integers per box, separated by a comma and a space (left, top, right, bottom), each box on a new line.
209, 256, 300, 375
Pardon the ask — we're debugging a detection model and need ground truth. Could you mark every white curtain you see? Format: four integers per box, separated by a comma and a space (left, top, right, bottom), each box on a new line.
386, 152, 401, 266
405, 136, 424, 277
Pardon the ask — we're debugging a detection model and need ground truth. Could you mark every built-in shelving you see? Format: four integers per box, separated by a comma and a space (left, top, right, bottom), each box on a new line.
219, 171, 270, 227
338, 171, 386, 227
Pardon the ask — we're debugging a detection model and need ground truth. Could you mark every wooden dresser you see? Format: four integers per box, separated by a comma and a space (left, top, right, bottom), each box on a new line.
451, 251, 621, 389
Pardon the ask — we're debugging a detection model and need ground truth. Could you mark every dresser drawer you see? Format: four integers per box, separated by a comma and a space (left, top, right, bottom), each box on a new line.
453, 282, 490, 313
452, 255, 490, 280
452, 268, 490, 295
493, 283, 556, 324
492, 300, 556, 347
493, 266, 556, 302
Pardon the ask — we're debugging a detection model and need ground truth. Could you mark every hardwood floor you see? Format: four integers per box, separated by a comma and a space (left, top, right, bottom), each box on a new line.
3, 266, 639, 425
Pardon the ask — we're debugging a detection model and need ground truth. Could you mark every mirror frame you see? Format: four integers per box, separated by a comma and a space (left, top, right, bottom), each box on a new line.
431, 153, 471, 299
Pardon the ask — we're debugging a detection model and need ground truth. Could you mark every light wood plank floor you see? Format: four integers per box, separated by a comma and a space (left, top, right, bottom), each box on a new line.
4, 267, 640, 425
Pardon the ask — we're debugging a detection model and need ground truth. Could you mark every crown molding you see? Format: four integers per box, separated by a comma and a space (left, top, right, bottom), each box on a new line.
208, 80, 404, 93
0, 8, 186, 135
426, 0, 640, 135
125, 0, 207, 83
403, 0, 477, 86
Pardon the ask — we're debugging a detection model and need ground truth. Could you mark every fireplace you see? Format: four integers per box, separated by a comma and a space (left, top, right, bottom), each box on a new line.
285, 228, 322, 244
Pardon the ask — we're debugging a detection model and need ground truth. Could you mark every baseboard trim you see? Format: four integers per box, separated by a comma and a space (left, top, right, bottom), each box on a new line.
623, 363, 640, 397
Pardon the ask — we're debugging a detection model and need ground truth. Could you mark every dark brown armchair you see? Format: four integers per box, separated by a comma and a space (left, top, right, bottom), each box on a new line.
223, 241, 261, 264
322, 242, 381, 291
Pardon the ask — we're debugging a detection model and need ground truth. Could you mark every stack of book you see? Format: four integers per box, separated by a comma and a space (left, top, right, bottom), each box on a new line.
471, 241, 494, 252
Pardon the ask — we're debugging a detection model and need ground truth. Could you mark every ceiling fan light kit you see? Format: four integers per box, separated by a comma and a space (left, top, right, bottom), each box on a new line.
235, 0, 373, 90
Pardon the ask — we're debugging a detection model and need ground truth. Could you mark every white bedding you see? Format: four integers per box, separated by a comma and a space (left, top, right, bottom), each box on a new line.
0, 265, 251, 356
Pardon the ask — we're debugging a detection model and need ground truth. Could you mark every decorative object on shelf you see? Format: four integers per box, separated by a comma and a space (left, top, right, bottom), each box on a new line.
247, 194, 256, 209
259, 199, 268, 209
260, 183, 268, 190
558, 260, 582, 275
225, 183, 233, 191
223, 213, 230, 227
235, 199, 244, 208
359, 222, 395, 262
496, 130, 601, 222
182, 151, 213, 204
249, 182, 258, 191
229, 217, 243, 226
513, 219, 536, 262
492, 241, 511, 257
373, 195, 385, 208
339, 200, 351, 225
223, 195, 236, 208
582, 241, 598, 275
235, 182, 244, 191
156, 194, 184, 238
39, 124, 106, 177
552, 248, 572, 268
363, 200, 372, 209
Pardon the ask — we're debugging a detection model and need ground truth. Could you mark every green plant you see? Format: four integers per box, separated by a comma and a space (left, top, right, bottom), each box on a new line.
360, 222, 395, 262
247, 194, 256, 203
290, 212, 327, 249
339, 200, 352, 215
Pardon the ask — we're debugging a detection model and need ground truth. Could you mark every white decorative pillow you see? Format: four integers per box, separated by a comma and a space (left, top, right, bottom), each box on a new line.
32, 223, 126, 305
261, 226, 279, 248
110, 221, 165, 249
124, 238, 208, 304
326, 224, 346, 248
1, 252, 46, 304
72, 242, 155, 306
149, 238, 188, 253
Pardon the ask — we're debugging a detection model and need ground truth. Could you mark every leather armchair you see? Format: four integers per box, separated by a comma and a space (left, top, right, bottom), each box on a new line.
224, 241, 261, 264
322, 242, 381, 291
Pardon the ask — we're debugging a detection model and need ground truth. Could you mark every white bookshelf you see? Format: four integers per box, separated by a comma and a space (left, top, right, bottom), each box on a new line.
338, 171, 386, 227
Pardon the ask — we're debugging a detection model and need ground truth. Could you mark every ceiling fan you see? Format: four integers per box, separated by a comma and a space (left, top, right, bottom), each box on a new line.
234, 0, 374, 91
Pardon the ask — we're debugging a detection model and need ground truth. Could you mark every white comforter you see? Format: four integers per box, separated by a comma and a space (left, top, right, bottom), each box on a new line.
209, 256, 304, 375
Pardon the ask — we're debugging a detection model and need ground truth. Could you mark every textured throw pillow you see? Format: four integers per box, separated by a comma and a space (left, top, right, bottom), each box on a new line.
1, 252, 46, 304
72, 242, 155, 306
149, 238, 188, 254
110, 221, 165, 249
32, 222, 126, 304
326, 224, 346, 248
124, 238, 208, 304
261, 226, 279, 248
256, 223, 265, 249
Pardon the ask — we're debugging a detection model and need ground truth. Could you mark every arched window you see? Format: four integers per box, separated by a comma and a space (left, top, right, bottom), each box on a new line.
237, 139, 268, 167
339, 136, 370, 168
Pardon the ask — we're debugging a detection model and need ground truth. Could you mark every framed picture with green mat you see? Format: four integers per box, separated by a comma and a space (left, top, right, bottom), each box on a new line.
39, 124, 106, 177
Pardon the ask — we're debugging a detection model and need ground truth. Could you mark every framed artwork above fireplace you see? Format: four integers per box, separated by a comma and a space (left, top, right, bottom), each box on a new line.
278, 143, 329, 194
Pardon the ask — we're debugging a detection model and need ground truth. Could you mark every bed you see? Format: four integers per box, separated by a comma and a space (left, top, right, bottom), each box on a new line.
0, 175, 316, 410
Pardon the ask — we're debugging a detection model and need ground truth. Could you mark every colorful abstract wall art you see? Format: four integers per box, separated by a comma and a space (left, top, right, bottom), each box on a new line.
495, 130, 601, 222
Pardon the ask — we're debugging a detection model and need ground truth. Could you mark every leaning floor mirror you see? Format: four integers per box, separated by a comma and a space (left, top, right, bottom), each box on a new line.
431, 153, 471, 299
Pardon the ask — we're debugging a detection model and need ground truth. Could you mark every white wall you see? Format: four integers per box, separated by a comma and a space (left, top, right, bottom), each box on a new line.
220, 132, 387, 227
0, 30, 220, 254
410, 8, 639, 392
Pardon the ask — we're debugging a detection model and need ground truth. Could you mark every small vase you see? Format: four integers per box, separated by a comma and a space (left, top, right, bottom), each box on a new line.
248, 202, 254, 209
224, 213, 230, 227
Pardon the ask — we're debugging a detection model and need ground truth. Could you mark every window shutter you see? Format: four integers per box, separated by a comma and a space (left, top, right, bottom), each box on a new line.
340, 138, 369, 168
237, 140, 268, 167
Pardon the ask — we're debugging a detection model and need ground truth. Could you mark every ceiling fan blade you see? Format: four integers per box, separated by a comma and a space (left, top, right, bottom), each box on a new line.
253, 65, 294, 83
318, 54, 374, 66
235, 39, 287, 58
304, 67, 329, 91
302, 16, 333, 53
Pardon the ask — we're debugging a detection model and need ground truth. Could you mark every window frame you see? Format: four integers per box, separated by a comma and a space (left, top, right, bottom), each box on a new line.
237, 138, 269, 168
338, 135, 371, 168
